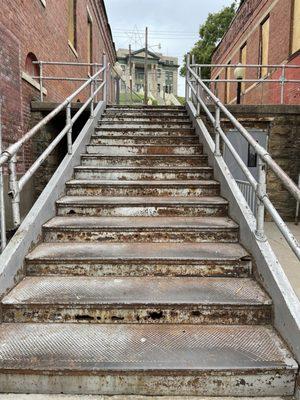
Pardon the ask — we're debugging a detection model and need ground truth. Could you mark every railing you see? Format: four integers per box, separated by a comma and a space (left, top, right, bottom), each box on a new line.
0, 57, 110, 251
185, 53, 300, 260
191, 62, 300, 105
236, 179, 257, 215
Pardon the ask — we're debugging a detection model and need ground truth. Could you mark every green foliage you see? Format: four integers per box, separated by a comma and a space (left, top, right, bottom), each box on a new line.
180, 2, 237, 79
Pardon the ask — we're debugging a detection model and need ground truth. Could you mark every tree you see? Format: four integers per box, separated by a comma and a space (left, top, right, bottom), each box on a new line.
180, 2, 237, 79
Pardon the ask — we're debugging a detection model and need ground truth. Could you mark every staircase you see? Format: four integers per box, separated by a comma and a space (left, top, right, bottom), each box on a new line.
0, 105, 297, 397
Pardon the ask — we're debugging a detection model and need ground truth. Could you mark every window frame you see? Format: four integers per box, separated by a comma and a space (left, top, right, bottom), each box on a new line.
259, 16, 270, 78
68, 0, 77, 54
290, 0, 300, 55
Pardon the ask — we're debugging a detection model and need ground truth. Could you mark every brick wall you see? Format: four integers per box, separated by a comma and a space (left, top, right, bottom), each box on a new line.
0, 0, 116, 173
211, 0, 300, 105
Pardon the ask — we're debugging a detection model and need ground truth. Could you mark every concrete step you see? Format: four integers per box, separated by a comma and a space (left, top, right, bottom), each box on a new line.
86, 144, 203, 156
2, 276, 271, 324
43, 216, 239, 243
74, 166, 214, 180
104, 111, 188, 117
0, 396, 290, 400
107, 105, 184, 110
0, 323, 296, 396
99, 123, 192, 129
95, 127, 195, 135
81, 154, 209, 167
100, 117, 190, 123
90, 135, 199, 146
65, 180, 220, 197
56, 195, 228, 218
26, 242, 251, 278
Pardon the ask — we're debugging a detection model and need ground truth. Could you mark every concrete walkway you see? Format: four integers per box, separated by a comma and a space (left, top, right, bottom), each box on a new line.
0, 396, 287, 400
265, 222, 300, 299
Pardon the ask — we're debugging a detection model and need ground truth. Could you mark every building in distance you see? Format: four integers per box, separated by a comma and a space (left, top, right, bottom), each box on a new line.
117, 48, 179, 105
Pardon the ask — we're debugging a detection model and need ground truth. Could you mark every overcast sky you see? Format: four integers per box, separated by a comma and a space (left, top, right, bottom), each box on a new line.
105, 0, 234, 96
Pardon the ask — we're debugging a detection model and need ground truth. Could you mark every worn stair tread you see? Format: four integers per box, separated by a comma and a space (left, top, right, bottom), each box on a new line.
26, 242, 249, 262
66, 179, 219, 187
74, 166, 212, 171
2, 277, 271, 306
0, 396, 289, 400
0, 323, 296, 372
43, 216, 237, 230
57, 195, 228, 206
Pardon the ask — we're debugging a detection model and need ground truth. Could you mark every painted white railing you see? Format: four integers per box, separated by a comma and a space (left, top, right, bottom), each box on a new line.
0, 57, 110, 251
185, 53, 300, 261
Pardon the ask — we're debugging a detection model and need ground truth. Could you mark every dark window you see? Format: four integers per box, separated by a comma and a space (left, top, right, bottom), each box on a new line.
247, 144, 257, 167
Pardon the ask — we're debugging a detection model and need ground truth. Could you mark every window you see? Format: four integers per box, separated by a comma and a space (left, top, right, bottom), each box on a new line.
247, 143, 257, 167
157, 83, 161, 92
240, 43, 247, 92
260, 17, 270, 77
87, 14, 93, 74
25, 53, 40, 79
165, 71, 173, 85
292, 0, 300, 54
68, 0, 77, 50
225, 61, 231, 103
157, 68, 161, 78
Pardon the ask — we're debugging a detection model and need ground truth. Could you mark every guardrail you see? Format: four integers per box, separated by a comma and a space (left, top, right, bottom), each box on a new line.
0, 57, 110, 251
186, 53, 300, 260
190, 62, 300, 105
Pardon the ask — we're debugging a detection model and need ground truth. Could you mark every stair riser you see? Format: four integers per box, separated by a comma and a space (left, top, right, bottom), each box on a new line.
81, 156, 208, 167
2, 305, 271, 325
105, 112, 188, 117
86, 145, 203, 155
99, 124, 192, 129
57, 204, 227, 218
0, 371, 294, 396
43, 228, 239, 243
74, 170, 213, 180
65, 186, 220, 197
101, 118, 190, 123
26, 260, 251, 278
96, 128, 194, 135
90, 137, 199, 146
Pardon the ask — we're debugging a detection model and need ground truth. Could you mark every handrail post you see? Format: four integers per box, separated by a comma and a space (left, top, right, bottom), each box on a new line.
8, 154, 21, 229
39, 61, 44, 102
66, 102, 72, 154
255, 156, 266, 240
185, 53, 191, 102
280, 65, 286, 105
0, 102, 6, 251
214, 106, 221, 156
103, 53, 107, 103
90, 76, 94, 118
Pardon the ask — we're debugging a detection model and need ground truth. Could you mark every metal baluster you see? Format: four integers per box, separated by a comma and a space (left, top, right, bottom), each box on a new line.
8, 154, 21, 229
185, 53, 191, 102
214, 106, 221, 156
0, 103, 6, 251
280, 65, 286, 105
90, 76, 94, 118
66, 103, 72, 154
255, 156, 266, 240
103, 53, 107, 103
39, 62, 44, 102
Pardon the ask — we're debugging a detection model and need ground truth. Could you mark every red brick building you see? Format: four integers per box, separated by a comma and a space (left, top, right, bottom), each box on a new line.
0, 0, 116, 228
0, 0, 116, 160
211, 0, 300, 105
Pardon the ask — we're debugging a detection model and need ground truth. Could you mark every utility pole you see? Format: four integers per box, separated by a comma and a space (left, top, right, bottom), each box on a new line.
129, 44, 133, 103
144, 27, 148, 105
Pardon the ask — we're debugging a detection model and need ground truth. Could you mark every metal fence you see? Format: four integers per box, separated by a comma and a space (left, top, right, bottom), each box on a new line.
189, 62, 300, 105
0, 58, 110, 252
186, 54, 300, 261
236, 179, 257, 215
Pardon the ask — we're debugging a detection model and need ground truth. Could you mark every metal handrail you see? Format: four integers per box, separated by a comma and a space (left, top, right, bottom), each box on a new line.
0, 56, 110, 249
186, 54, 300, 260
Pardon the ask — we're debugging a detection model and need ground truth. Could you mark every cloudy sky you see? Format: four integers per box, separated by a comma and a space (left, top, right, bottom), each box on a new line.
105, 0, 234, 95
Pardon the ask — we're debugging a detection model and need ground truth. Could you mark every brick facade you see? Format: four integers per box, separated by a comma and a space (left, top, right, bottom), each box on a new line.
211, 0, 300, 105
0, 0, 116, 173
